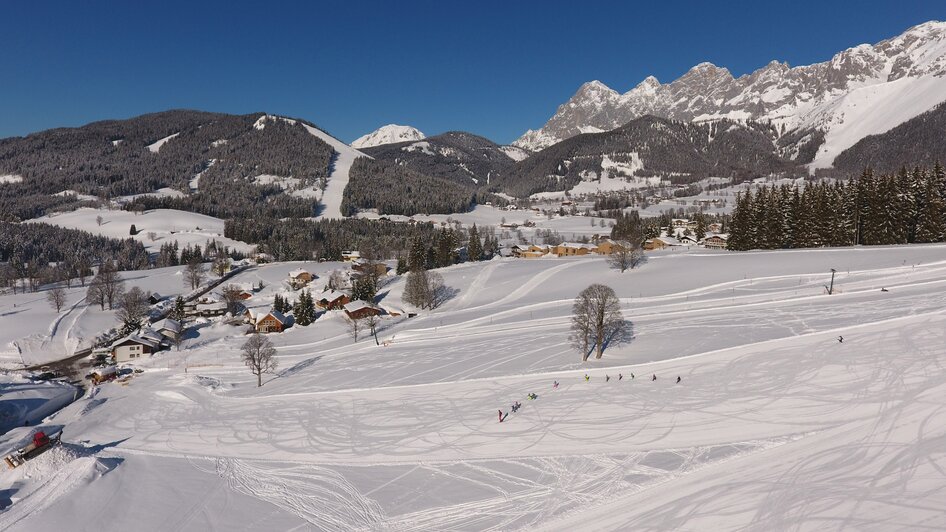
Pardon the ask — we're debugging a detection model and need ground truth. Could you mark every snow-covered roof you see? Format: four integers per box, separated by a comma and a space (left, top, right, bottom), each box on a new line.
111, 333, 161, 349
288, 269, 311, 279
344, 300, 378, 313
257, 309, 288, 324
706, 233, 729, 241
654, 236, 682, 246
560, 242, 597, 250
155, 318, 182, 334
317, 290, 348, 302
197, 302, 227, 311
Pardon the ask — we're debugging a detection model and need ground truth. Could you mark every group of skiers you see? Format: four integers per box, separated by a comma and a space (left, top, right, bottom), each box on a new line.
498, 372, 683, 422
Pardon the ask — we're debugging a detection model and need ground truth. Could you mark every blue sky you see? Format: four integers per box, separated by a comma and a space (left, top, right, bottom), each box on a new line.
2, 1, 944, 144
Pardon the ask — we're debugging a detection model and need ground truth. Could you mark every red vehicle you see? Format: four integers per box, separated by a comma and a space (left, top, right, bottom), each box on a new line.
4, 430, 62, 469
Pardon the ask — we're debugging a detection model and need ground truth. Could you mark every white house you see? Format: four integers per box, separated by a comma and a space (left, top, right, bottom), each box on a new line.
111, 333, 162, 363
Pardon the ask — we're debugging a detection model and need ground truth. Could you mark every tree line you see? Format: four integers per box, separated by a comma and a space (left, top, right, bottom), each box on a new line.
727, 164, 946, 251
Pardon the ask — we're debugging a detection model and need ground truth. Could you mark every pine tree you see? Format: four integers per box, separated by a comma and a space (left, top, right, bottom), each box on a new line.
169, 296, 186, 321
467, 224, 483, 262
293, 289, 315, 326
351, 275, 377, 302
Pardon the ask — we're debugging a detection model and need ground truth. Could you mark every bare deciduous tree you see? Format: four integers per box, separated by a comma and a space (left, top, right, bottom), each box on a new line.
47, 287, 67, 313
570, 283, 626, 361
147, 231, 157, 242
347, 316, 362, 342
364, 314, 380, 345
184, 257, 205, 290
221, 284, 245, 315
116, 286, 150, 333
608, 242, 645, 273
327, 270, 347, 291
96, 215, 103, 227
403, 269, 448, 310
242, 333, 277, 387
87, 262, 124, 310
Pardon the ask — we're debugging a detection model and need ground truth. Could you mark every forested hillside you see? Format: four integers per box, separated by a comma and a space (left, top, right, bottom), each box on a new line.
498, 116, 801, 197
361, 131, 516, 187
0, 110, 334, 220
341, 158, 476, 216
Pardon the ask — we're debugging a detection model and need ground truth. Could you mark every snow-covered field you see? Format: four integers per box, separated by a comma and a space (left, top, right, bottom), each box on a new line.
2, 244, 946, 530
28, 207, 254, 254
0, 266, 191, 368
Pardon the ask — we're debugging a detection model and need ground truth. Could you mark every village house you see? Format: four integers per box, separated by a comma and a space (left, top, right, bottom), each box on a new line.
644, 236, 682, 251
154, 318, 182, 342
707, 222, 723, 233
672, 218, 689, 228
343, 300, 382, 320
246, 308, 288, 333
594, 239, 629, 255
316, 290, 351, 310
554, 243, 597, 256
703, 234, 729, 250
148, 293, 164, 305
195, 301, 227, 317
521, 244, 552, 258
288, 268, 314, 289
341, 251, 361, 262
678, 234, 700, 246
110, 332, 163, 363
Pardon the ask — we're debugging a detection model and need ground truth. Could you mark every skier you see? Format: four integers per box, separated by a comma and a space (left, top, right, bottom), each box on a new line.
880, 287, 889, 292
584, 374, 590, 382
631, 373, 635, 379
528, 393, 538, 400
512, 402, 521, 413
606, 375, 610, 382
838, 336, 843, 343
618, 373, 623, 381
676, 376, 681, 384
652, 374, 657, 381
553, 381, 559, 389
498, 409, 504, 422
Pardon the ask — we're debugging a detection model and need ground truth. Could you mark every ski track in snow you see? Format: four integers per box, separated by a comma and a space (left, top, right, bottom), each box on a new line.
6, 247, 946, 530
301, 123, 369, 220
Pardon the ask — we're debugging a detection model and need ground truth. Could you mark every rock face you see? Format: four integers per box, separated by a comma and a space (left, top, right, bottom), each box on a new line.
515, 21, 946, 170
351, 124, 425, 148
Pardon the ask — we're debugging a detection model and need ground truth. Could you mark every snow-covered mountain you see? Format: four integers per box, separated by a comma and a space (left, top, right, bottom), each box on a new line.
515, 21, 946, 170
352, 124, 425, 149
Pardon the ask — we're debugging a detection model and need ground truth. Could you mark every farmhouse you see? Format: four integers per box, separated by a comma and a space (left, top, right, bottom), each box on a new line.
316, 290, 350, 310
288, 269, 314, 289
195, 301, 227, 317
704, 234, 729, 250
352, 260, 387, 278
341, 251, 361, 262
554, 243, 597, 256
708, 222, 723, 233
246, 308, 288, 333
154, 318, 182, 342
672, 218, 689, 228
148, 293, 164, 305
644, 236, 682, 251
111, 333, 162, 363
344, 300, 382, 320
594, 239, 630, 255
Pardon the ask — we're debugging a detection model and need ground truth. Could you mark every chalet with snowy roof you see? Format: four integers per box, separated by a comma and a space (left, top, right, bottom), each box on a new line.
554, 243, 597, 256
703, 234, 729, 250
111, 332, 163, 363
708, 222, 723, 233
343, 300, 382, 320
341, 251, 361, 262
246, 308, 288, 333
288, 268, 314, 289
316, 290, 350, 310
155, 318, 182, 342
672, 218, 689, 228
594, 239, 629, 255
678, 235, 700, 246
148, 293, 164, 305
644, 236, 682, 251
195, 301, 227, 317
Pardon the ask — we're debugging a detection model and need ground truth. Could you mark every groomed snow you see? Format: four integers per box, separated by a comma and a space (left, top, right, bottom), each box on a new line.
145, 132, 179, 153
298, 122, 370, 220
2, 244, 946, 529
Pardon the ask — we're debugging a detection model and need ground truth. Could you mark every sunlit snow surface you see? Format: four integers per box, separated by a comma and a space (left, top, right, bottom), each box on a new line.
2, 245, 946, 530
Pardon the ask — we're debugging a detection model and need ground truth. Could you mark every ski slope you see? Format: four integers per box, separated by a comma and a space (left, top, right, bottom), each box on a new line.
3, 245, 946, 530
301, 123, 370, 220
